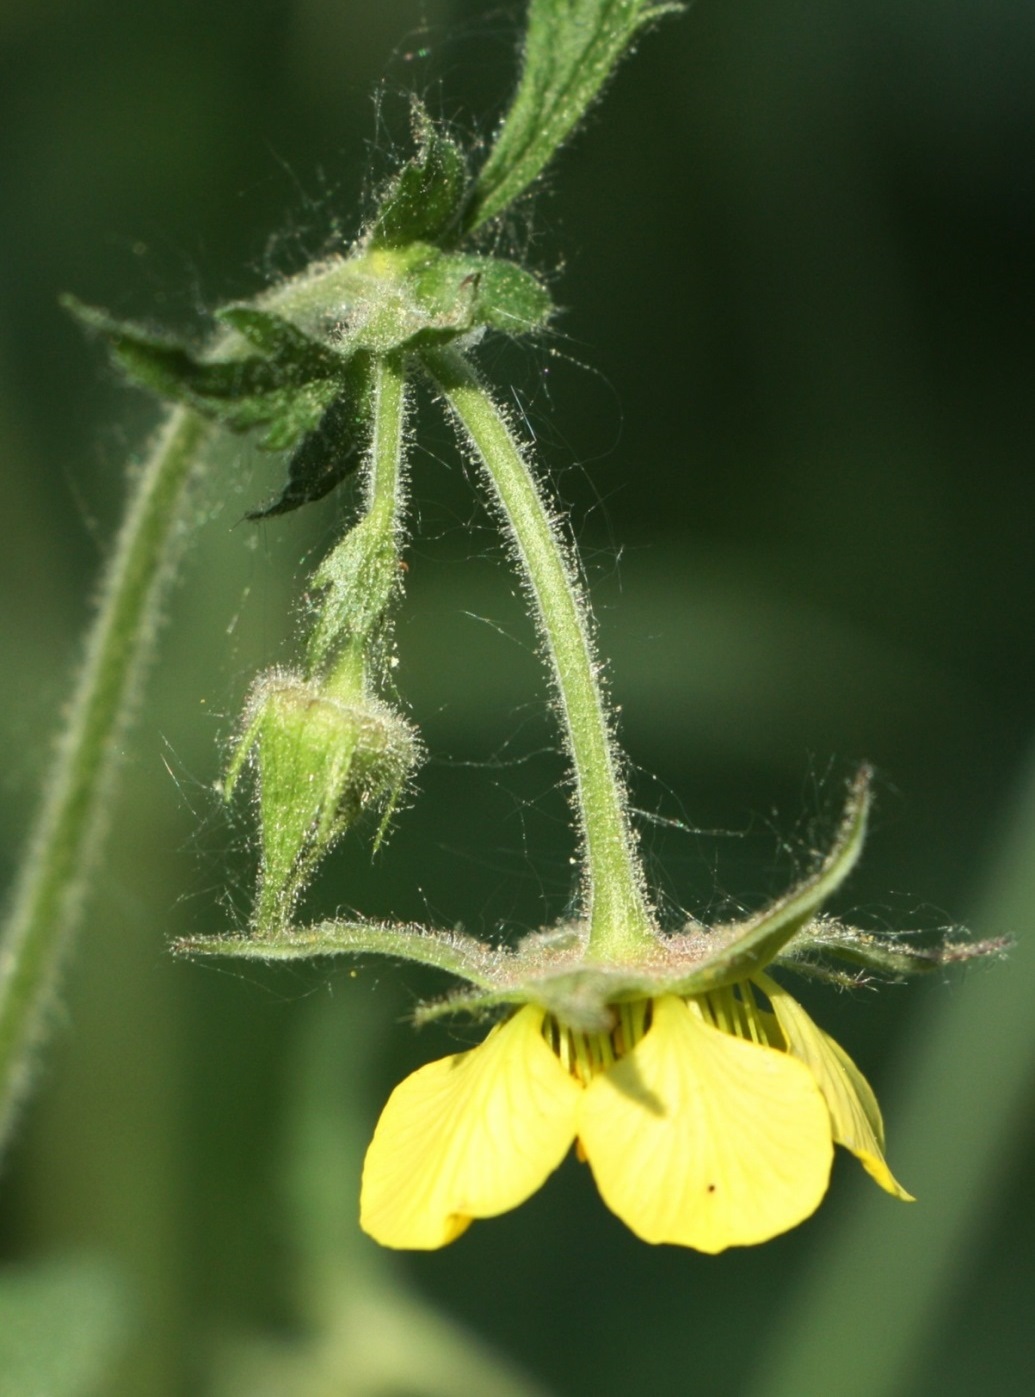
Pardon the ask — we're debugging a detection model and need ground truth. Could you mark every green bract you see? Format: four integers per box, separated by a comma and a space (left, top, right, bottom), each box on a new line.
305, 512, 401, 675
64, 297, 346, 446
368, 102, 469, 249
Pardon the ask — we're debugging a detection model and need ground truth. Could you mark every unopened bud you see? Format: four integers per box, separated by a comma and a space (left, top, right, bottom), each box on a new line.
225, 670, 420, 931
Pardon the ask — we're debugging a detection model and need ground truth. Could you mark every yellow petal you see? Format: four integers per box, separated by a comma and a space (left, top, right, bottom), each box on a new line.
360, 1005, 581, 1249
758, 972, 914, 1201
577, 995, 833, 1252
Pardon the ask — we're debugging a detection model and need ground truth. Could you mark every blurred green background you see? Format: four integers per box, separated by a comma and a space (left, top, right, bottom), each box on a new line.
1, 1, 1033, 1393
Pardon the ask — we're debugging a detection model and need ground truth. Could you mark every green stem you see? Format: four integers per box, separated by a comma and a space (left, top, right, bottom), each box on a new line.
423, 346, 654, 958
317, 352, 409, 696
365, 352, 407, 529
254, 353, 409, 933
0, 406, 211, 1154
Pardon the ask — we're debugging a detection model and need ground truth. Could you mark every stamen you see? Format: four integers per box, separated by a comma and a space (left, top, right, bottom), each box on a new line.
572, 1032, 595, 1082
739, 979, 767, 1045
731, 987, 752, 1040
541, 1000, 653, 1083
709, 986, 739, 1037
746, 977, 786, 1050
687, 982, 775, 1046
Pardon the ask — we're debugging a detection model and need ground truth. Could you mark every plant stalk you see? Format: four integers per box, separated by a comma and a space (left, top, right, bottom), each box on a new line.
0, 406, 211, 1155
424, 346, 654, 958
366, 353, 407, 524
324, 351, 409, 698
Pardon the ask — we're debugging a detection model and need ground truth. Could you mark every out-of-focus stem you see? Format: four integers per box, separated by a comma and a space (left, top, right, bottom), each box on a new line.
0, 407, 210, 1156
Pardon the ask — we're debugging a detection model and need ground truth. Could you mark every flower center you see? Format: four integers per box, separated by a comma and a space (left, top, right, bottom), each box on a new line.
540, 981, 781, 1085
542, 999, 653, 1085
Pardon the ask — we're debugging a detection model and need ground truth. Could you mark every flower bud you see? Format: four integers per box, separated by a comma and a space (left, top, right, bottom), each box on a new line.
225, 669, 420, 931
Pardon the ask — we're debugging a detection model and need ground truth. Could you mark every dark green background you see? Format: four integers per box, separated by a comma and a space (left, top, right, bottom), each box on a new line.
1, 2, 1033, 1394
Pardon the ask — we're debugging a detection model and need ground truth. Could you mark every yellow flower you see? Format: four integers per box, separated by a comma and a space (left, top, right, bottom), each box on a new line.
360, 974, 912, 1252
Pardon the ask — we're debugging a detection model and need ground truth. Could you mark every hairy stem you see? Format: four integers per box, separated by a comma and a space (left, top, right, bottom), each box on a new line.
366, 353, 407, 523
309, 353, 410, 692
0, 406, 211, 1155
423, 346, 654, 958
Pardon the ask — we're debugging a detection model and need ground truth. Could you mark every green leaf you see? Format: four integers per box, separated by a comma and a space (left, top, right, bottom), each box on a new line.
214, 305, 342, 371
65, 297, 375, 513
368, 102, 469, 249
464, 0, 681, 232
780, 918, 1010, 981
246, 352, 375, 519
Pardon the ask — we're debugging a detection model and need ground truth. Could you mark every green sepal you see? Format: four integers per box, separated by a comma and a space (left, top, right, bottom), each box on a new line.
214, 305, 342, 365
245, 395, 359, 518
778, 917, 1010, 982
327, 245, 552, 355
464, 0, 682, 232
368, 102, 469, 249
184, 768, 878, 1030
173, 919, 497, 981
65, 296, 381, 516
662, 766, 873, 997
407, 768, 876, 1028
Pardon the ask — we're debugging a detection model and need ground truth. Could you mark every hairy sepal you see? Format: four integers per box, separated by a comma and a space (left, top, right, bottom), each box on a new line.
368, 102, 469, 249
